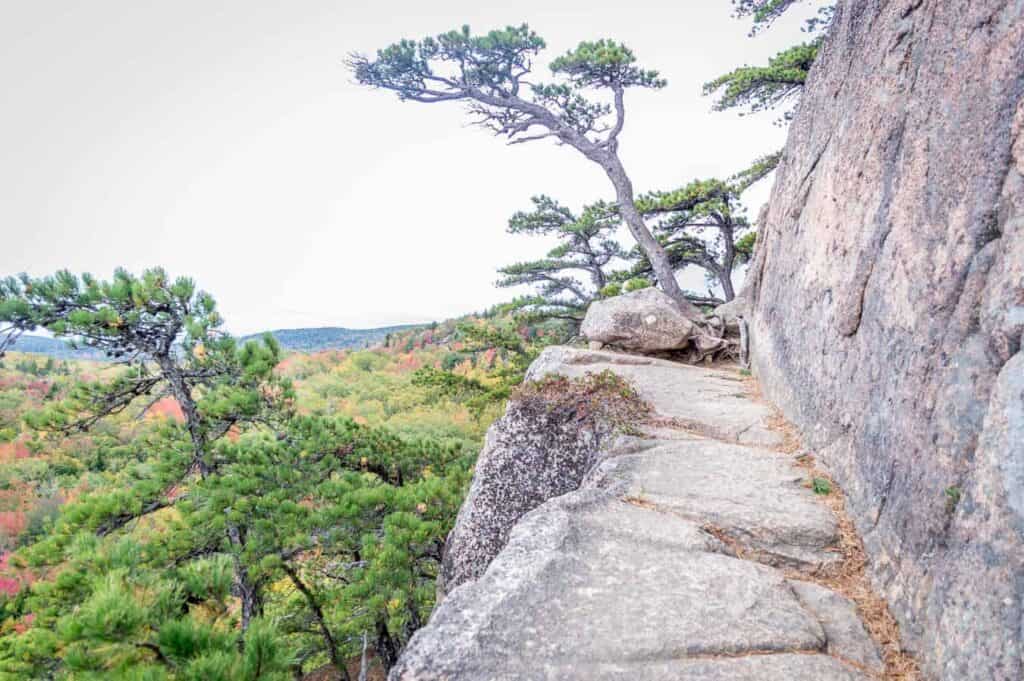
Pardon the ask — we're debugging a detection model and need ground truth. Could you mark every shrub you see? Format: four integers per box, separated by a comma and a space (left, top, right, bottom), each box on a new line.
623, 277, 652, 292
511, 370, 650, 434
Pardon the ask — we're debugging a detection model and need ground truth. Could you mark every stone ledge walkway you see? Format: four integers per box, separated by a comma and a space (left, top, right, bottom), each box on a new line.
393, 347, 889, 680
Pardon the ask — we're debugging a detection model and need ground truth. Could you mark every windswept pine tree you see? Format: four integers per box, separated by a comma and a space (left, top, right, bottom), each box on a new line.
350, 26, 708, 318
497, 152, 779, 309
497, 196, 625, 327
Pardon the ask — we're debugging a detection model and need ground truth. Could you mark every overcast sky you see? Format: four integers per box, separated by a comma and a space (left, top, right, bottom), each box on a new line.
1, 1, 814, 334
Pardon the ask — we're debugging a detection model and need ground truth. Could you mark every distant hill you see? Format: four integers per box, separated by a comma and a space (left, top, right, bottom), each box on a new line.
5, 335, 105, 360
241, 325, 422, 352
8, 325, 422, 360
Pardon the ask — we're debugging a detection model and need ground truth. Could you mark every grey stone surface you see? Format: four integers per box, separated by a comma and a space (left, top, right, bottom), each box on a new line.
789, 580, 884, 674
711, 295, 748, 333
397, 347, 882, 680
580, 287, 696, 352
438, 396, 606, 596
395, 491, 864, 681
591, 440, 841, 571
744, 1, 1024, 677
431, 655, 872, 681
527, 346, 782, 448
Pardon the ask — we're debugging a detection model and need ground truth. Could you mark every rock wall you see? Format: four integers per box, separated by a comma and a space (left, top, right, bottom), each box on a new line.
747, 1, 1024, 678
438, 386, 606, 596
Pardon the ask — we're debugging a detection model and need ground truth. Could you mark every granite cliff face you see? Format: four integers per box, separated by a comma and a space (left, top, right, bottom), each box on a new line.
747, 1, 1024, 678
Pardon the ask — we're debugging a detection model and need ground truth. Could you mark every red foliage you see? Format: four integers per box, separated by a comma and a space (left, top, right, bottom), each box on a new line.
0, 512, 27, 539
24, 380, 51, 400
0, 441, 29, 462
0, 552, 34, 600
148, 397, 184, 422
398, 354, 422, 371
13, 612, 35, 633
0, 577, 19, 597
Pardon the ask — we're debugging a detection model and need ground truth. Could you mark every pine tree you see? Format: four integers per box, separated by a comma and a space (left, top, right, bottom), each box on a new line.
349, 26, 706, 317
497, 196, 625, 327
705, 1, 834, 118
703, 41, 820, 117
0, 268, 291, 632
631, 152, 781, 301
0, 269, 475, 679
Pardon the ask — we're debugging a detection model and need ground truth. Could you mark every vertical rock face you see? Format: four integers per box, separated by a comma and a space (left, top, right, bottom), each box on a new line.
747, 1, 1024, 679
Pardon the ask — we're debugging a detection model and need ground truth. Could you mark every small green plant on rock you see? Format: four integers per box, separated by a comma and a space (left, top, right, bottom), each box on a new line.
945, 486, 962, 513
811, 477, 832, 495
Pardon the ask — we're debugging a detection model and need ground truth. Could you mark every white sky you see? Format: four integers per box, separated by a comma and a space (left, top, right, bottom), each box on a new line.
0, 1, 814, 334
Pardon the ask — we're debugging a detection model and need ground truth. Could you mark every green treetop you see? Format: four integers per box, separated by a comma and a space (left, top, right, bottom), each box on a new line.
0, 414, 470, 680
0, 268, 288, 478
703, 41, 820, 116
0, 268, 292, 634
0, 269, 474, 680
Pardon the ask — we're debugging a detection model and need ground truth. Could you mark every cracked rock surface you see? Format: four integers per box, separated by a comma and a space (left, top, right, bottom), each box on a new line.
393, 347, 882, 680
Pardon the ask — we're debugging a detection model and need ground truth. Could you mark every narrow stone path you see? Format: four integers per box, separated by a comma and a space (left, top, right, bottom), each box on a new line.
394, 348, 891, 680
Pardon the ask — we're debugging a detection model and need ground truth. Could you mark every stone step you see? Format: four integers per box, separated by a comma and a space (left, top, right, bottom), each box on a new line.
592, 438, 843, 571
396, 491, 878, 680
393, 348, 885, 680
